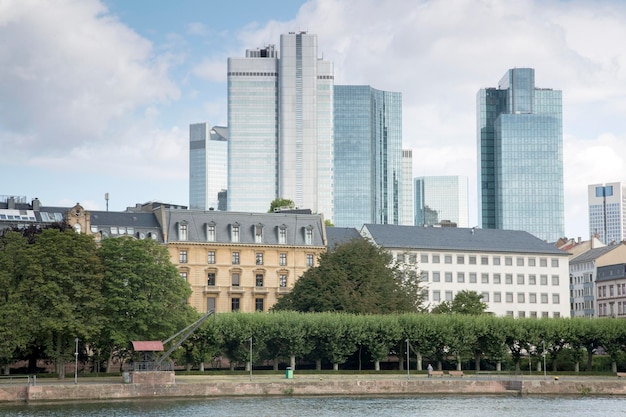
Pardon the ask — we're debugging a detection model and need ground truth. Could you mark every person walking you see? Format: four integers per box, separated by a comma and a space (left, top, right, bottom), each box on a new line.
427, 363, 433, 378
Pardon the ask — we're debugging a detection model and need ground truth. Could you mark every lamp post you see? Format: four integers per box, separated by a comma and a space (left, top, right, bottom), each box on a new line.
74, 338, 79, 384
249, 337, 253, 381
542, 340, 546, 379
406, 339, 410, 379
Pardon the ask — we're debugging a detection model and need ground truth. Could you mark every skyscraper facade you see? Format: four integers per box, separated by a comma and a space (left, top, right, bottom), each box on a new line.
414, 176, 469, 227
333, 85, 402, 228
401, 150, 415, 226
189, 123, 228, 211
588, 182, 626, 244
227, 33, 334, 219
477, 68, 564, 241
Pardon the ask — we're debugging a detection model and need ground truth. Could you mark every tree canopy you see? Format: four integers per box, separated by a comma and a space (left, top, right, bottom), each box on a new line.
431, 290, 488, 315
272, 238, 422, 314
268, 198, 295, 213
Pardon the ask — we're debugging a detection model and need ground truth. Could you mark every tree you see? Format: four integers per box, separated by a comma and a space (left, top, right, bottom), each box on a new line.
431, 290, 487, 315
96, 237, 196, 372
268, 198, 295, 213
272, 238, 421, 314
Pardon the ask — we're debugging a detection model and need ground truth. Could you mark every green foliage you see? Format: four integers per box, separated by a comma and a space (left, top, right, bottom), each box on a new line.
273, 238, 422, 314
268, 198, 295, 213
431, 290, 487, 315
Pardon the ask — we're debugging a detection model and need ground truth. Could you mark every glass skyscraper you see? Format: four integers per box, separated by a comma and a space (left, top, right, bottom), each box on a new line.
588, 182, 626, 244
189, 123, 227, 211
334, 85, 402, 228
414, 176, 469, 227
227, 33, 334, 219
477, 68, 564, 241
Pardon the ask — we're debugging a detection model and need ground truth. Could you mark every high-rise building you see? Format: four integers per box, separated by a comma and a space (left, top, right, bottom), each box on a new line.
477, 68, 563, 241
227, 32, 334, 219
189, 123, 227, 211
401, 150, 414, 226
333, 85, 402, 228
414, 176, 469, 227
588, 182, 626, 244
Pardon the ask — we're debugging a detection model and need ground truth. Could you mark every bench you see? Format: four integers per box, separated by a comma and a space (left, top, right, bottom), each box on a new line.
447, 371, 464, 377
617, 372, 626, 378
429, 371, 444, 378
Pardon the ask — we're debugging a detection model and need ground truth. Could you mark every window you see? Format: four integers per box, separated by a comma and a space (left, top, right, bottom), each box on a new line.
207, 251, 215, 264
232, 252, 240, 265
445, 272, 453, 282
231, 298, 240, 311
551, 275, 559, 286
306, 254, 314, 267
494, 292, 501, 302
179, 250, 188, 264
506, 311, 514, 318
518, 311, 526, 318
433, 255, 440, 263
469, 273, 477, 283
207, 297, 216, 313
232, 273, 240, 287
255, 298, 264, 312
540, 275, 548, 285
432, 272, 441, 282
397, 253, 405, 263
481, 292, 489, 302
231, 223, 240, 242
254, 224, 263, 243
457, 255, 465, 264
433, 291, 441, 302
529, 274, 536, 285
207, 222, 216, 242
409, 254, 417, 264
469, 256, 476, 265
279, 225, 287, 244
506, 292, 513, 303
542, 311, 549, 318
444, 255, 452, 264
530, 311, 537, 318
179, 272, 187, 281
540, 258, 548, 267
553, 312, 560, 318
493, 256, 500, 266
517, 293, 525, 303
517, 257, 524, 267
457, 272, 465, 283
505, 257, 512, 266
305, 226, 313, 245
517, 274, 525, 285
111, 226, 118, 235
552, 294, 560, 304
178, 222, 188, 241
481, 273, 489, 284
529, 293, 537, 303
541, 293, 549, 304
421, 254, 429, 263
279, 253, 287, 266
481, 256, 488, 265
528, 258, 536, 267
279, 274, 287, 287
207, 273, 216, 286
445, 291, 453, 301
256, 252, 264, 265
551, 258, 559, 268
505, 274, 513, 284
493, 273, 501, 284
256, 274, 264, 287
421, 271, 429, 282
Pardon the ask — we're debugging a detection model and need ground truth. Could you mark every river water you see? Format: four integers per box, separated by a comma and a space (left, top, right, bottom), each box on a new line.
1, 396, 625, 417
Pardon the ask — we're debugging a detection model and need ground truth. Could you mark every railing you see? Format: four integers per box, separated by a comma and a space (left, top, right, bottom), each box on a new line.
132, 361, 173, 372
0, 375, 35, 385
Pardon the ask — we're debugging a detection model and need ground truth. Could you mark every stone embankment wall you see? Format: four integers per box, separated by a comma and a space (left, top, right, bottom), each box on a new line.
2, 378, 626, 403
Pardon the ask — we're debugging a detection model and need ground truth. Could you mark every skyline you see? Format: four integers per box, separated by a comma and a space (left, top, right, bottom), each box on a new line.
1, 0, 625, 240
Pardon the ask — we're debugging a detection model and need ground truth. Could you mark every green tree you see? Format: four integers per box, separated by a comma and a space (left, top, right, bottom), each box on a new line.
97, 237, 196, 372
268, 198, 295, 213
273, 238, 421, 314
431, 290, 487, 315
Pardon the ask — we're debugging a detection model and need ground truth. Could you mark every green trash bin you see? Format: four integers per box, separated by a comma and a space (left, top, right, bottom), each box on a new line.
285, 367, 293, 379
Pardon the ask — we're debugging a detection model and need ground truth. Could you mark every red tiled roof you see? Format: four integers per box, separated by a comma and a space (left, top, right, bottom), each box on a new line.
132, 341, 164, 351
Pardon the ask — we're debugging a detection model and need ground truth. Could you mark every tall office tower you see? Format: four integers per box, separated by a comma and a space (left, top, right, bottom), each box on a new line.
333, 85, 402, 228
401, 150, 415, 226
227, 33, 334, 219
477, 68, 564, 241
414, 176, 469, 227
589, 182, 626, 244
189, 123, 228, 210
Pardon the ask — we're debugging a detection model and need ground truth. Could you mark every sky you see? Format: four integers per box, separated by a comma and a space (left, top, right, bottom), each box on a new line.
1, 0, 625, 240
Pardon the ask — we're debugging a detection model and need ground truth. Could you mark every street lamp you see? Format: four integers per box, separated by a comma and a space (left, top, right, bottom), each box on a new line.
542, 340, 546, 379
74, 338, 79, 384
249, 337, 253, 381
406, 339, 410, 379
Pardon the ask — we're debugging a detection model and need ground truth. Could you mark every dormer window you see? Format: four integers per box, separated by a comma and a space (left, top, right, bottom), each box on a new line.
178, 221, 188, 241
206, 222, 216, 242
254, 223, 264, 244
278, 224, 287, 244
231, 222, 240, 243
305, 225, 314, 245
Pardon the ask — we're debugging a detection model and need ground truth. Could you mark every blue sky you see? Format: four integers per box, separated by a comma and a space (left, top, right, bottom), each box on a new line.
1, 0, 625, 240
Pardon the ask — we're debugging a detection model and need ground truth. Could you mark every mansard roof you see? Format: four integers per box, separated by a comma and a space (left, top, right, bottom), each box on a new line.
362, 224, 567, 256
570, 243, 626, 264
165, 209, 325, 246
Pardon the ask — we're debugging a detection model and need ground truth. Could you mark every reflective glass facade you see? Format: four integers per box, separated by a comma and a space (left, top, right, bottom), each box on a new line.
588, 182, 626, 244
334, 85, 402, 228
414, 176, 469, 227
477, 68, 563, 241
189, 123, 227, 211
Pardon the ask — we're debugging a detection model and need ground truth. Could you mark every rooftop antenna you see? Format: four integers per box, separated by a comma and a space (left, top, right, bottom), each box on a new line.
105, 192, 109, 212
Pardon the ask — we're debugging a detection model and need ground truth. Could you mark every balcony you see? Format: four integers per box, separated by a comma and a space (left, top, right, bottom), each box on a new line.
203, 286, 221, 294
253, 286, 269, 295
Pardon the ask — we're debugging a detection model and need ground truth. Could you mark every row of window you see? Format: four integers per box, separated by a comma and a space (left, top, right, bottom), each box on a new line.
398, 253, 561, 267
206, 296, 267, 312
428, 290, 561, 304
177, 222, 315, 245
179, 250, 314, 267
181, 270, 290, 288
598, 301, 626, 317
421, 271, 561, 285
598, 283, 626, 298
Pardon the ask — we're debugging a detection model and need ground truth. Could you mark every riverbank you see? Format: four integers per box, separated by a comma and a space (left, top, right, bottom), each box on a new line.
1, 373, 626, 403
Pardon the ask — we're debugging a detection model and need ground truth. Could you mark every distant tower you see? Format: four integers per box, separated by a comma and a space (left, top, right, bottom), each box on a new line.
414, 176, 469, 227
588, 182, 626, 244
477, 68, 563, 241
189, 123, 228, 211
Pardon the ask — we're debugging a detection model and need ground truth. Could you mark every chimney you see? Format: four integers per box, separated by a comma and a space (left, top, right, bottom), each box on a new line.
32, 198, 41, 211
7, 196, 15, 209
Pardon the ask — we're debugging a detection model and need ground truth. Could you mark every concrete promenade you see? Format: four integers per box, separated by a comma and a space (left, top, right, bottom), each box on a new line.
1, 372, 626, 404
